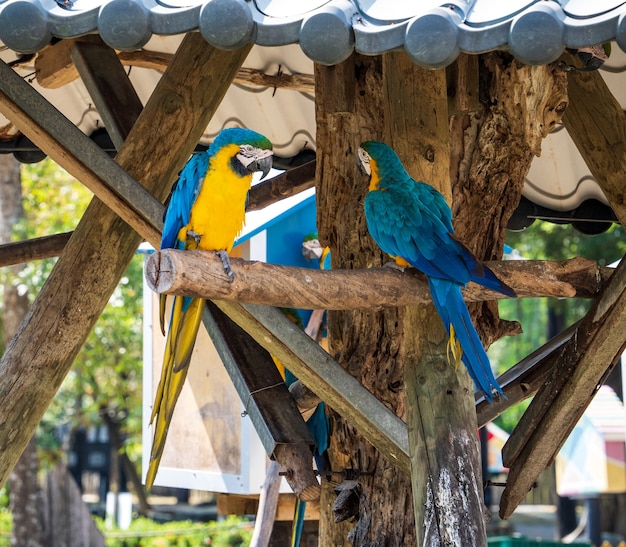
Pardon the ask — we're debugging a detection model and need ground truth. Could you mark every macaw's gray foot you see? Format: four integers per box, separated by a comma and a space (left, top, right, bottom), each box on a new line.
187, 230, 202, 247
383, 261, 406, 273
217, 250, 235, 282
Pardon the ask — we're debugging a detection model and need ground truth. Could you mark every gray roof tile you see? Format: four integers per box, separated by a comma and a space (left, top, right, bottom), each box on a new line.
2, 0, 626, 66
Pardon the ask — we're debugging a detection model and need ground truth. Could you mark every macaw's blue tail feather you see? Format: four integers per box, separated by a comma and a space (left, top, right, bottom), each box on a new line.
291, 499, 306, 547
428, 278, 503, 401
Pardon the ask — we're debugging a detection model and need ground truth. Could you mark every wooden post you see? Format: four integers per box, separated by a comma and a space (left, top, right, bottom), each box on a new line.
560, 50, 626, 226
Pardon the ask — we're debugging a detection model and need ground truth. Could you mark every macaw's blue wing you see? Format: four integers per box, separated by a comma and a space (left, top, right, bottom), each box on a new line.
365, 182, 474, 282
159, 152, 209, 336
361, 140, 514, 402
161, 152, 209, 251
365, 182, 515, 298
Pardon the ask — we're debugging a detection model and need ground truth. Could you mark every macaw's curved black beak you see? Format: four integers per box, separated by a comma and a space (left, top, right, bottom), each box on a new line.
252, 151, 273, 180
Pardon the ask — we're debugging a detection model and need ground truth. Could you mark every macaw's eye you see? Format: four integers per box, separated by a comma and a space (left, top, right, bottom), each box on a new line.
239, 144, 254, 155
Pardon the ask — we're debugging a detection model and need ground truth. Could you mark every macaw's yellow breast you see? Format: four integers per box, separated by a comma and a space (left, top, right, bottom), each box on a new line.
187, 144, 253, 252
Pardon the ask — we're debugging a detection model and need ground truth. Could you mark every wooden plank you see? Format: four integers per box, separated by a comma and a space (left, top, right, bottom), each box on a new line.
71, 37, 143, 150
34, 36, 103, 89
145, 250, 608, 308
382, 51, 487, 546
204, 302, 319, 502
217, 493, 320, 521
0, 34, 252, 488
561, 50, 626, 227
35, 39, 315, 93
499, 255, 626, 519
475, 322, 578, 427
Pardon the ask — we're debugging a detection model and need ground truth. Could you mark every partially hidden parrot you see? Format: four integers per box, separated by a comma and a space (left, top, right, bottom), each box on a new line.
357, 141, 515, 401
273, 308, 329, 547
146, 128, 273, 488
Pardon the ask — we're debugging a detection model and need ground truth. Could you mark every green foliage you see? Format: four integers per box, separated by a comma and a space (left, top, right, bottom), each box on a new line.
10, 159, 145, 469
488, 220, 626, 432
94, 515, 253, 547
0, 507, 11, 546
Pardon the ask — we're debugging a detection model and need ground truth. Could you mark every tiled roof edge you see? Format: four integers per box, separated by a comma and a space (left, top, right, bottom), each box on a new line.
1, 0, 626, 67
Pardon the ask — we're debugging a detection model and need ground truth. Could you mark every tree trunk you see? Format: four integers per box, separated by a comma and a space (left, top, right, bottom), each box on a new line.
315, 52, 567, 545
0, 155, 42, 547
315, 53, 416, 546
450, 53, 568, 346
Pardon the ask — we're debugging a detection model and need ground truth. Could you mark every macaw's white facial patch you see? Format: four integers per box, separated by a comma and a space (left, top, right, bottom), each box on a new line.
357, 147, 372, 176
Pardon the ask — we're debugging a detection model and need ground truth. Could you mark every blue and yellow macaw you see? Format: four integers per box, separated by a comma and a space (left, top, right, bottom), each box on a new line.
357, 141, 515, 401
146, 128, 273, 488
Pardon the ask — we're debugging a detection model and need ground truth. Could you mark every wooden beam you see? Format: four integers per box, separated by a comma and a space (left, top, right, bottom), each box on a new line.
146, 250, 609, 308
0, 59, 163, 244
217, 493, 320, 521
246, 161, 316, 212
475, 322, 578, 427
70, 37, 142, 150
204, 303, 319, 502
35, 38, 315, 93
0, 232, 72, 268
0, 34, 251, 488
382, 51, 487, 546
499, 255, 626, 519
561, 51, 626, 226
213, 302, 412, 475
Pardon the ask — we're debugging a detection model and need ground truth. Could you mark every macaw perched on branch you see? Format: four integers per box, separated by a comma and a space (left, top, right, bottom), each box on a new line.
146, 128, 273, 488
357, 141, 515, 401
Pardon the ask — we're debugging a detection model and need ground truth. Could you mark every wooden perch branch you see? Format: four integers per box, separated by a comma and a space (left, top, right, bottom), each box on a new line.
145, 250, 610, 310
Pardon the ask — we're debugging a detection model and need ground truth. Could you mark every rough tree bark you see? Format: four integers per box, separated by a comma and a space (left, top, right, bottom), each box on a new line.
0, 155, 42, 547
450, 53, 568, 346
314, 52, 567, 545
315, 53, 416, 546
